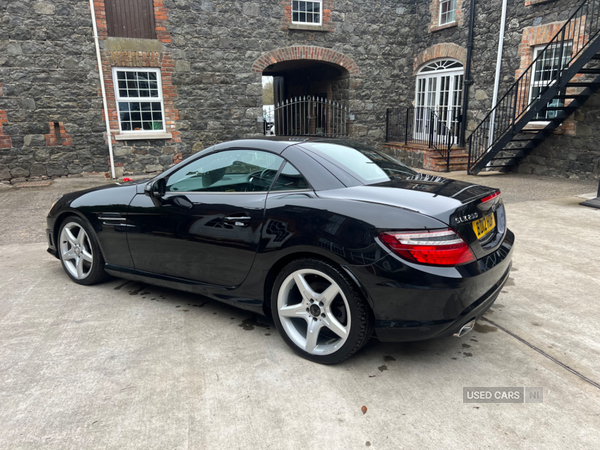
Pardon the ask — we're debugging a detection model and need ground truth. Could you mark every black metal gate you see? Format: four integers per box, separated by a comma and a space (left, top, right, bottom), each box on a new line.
271, 97, 349, 137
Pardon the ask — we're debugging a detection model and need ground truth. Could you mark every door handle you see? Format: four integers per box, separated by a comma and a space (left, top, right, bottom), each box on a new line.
224, 215, 251, 227
225, 216, 251, 221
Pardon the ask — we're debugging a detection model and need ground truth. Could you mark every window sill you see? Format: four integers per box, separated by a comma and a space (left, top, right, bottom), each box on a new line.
429, 21, 458, 33
114, 132, 172, 141
288, 23, 330, 32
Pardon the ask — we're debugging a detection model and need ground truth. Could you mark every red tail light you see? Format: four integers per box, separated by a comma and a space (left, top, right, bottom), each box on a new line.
481, 190, 501, 203
379, 229, 476, 266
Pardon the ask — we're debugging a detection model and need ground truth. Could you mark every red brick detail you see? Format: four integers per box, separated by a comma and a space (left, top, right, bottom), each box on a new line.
154, 0, 172, 43
525, 0, 553, 6
0, 98, 12, 148
252, 45, 359, 76
281, 0, 334, 32
515, 19, 587, 136
383, 142, 469, 172
45, 122, 73, 147
0, 117, 11, 148
92, 1, 108, 38
414, 43, 468, 73
173, 152, 183, 164
429, 0, 466, 32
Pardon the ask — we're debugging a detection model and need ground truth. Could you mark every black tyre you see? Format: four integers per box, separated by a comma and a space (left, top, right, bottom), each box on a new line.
58, 216, 108, 285
271, 258, 373, 364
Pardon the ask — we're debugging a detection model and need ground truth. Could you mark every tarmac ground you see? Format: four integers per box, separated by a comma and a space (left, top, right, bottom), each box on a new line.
1, 172, 599, 449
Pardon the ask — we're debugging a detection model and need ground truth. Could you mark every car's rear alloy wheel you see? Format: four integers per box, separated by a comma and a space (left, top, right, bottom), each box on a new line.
58, 216, 107, 285
272, 259, 372, 364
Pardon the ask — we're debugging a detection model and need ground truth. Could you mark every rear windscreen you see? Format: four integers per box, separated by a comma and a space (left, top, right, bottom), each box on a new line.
300, 141, 418, 185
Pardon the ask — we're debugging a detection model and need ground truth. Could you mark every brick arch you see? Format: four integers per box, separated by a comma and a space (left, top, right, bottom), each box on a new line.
414, 43, 467, 74
252, 45, 360, 76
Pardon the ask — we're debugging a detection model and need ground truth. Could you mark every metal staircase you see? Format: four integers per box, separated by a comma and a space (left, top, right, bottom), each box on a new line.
468, 0, 600, 174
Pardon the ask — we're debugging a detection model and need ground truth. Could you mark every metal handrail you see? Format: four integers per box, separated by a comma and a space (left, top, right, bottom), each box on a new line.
386, 106, 462, 171
468, 0, 600, 172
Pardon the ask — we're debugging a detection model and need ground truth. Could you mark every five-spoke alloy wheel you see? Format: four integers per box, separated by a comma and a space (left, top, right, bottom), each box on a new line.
58, 216, 107, 285
272, 259, 372, 364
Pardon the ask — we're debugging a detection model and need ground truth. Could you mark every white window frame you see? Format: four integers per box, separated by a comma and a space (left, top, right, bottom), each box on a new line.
415, 59, 464, 144
291, 0, 323, 25
112, 67, 166, 135
529, 43, 573, 122
439, 0, 457, 26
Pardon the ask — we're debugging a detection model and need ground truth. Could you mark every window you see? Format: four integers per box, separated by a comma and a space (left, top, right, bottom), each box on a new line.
530, 43, 573, 120
271, 163, 310, 191
301, 142, 417, 185
292, 1, 322, 25
166, 150, 285, 193
439, 0, 457, 25
113, 68, 165, 133
415, 59, 464, 143
105, 0, 156, 39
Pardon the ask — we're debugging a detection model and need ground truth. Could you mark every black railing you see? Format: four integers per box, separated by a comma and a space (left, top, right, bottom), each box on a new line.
386, 106, 461, 171
271, 97, 349, 137
468, 0, 600, 172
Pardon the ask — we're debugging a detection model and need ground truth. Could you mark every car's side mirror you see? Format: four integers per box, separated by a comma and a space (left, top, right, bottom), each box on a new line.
145, 178, 167, 197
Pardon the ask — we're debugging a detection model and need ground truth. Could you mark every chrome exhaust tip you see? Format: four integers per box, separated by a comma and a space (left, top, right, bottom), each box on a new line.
454, 319, 476, 338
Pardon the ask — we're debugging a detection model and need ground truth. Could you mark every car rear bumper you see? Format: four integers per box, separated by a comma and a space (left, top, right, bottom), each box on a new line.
348, 229, 514, 343
373, 263, 509, 342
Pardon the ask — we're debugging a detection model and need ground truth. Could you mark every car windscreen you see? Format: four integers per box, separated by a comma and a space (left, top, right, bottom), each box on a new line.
299, 142, 418, 185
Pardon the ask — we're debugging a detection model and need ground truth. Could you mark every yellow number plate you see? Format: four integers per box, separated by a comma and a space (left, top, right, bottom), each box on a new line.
472, 214, 496, 239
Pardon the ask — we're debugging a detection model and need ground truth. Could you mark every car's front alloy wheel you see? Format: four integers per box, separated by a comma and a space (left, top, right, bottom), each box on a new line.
58, 216, 107, 285
272, 259, 372, 364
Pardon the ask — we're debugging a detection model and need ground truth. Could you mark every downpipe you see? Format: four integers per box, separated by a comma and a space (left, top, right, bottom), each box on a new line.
460, 0, 476, 147
487, 0, 509, 154
89, 0, 116, 179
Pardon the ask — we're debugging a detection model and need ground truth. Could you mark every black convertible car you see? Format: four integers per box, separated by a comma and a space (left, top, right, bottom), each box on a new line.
47, 138, 513, 364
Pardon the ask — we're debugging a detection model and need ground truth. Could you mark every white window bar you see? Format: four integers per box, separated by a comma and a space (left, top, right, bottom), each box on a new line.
439, 0, 457, 26
292, 0, 322, 25
529, 43, 573, 121
113, 68, 166, 133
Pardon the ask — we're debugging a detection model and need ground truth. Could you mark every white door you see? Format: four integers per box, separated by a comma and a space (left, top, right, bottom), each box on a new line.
415, 59, 464, 144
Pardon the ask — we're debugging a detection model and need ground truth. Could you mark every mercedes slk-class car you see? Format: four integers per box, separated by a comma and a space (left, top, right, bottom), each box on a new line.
47, 138, 514, 364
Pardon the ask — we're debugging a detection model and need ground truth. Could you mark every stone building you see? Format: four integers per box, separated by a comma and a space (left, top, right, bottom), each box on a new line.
0, 0, 599, 182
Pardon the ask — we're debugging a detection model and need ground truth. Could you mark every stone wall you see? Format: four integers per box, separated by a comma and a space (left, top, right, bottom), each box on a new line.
167, 0, 420, 147
0, 0, 106, 182
381, 144, 425, 170
410, 0, 583, 134
0, 0, 598, 182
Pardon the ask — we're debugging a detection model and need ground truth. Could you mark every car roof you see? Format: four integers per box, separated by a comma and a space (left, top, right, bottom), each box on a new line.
216, 137, 355, 155
158, 138, 374, 191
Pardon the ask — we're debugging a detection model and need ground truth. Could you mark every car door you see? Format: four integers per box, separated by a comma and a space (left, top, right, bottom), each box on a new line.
127, 149, 285, 287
